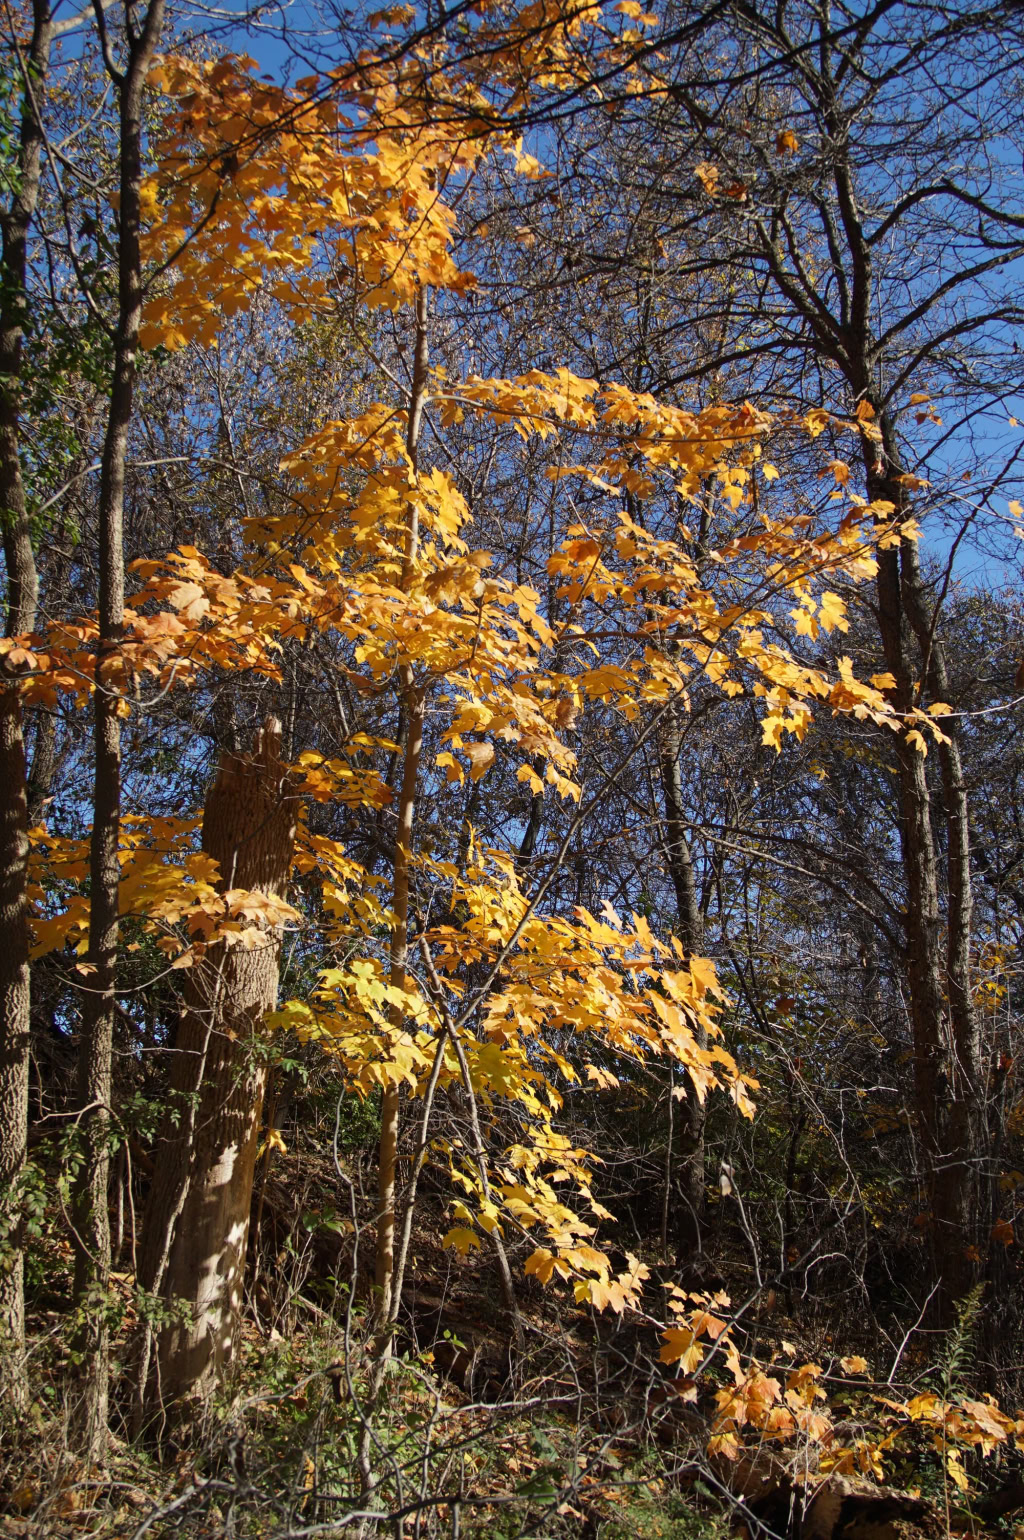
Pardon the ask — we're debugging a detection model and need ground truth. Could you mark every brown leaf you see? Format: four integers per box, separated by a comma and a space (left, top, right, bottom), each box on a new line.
464, 741, 495, 780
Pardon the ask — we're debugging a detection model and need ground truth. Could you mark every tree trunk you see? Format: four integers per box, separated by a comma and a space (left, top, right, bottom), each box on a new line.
137, 720, 297, 1413
373, 686, 424, 1338
895, 526, 983, 1287
0, 695, 32, 1410
372, 285, 430, 1344
659, 705, 707, 1262
863, 416, 982, 1308
26, 708, 58, 825
0, 0, 54, 1415
71, 0, 165, 1457
359, 287, 430, 1502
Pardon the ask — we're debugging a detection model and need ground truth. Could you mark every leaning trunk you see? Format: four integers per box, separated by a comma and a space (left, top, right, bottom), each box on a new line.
137, 720, 296, 1413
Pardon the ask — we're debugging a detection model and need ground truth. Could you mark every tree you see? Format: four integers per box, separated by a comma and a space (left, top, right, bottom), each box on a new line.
67, 0, 166, 1456
0, 0, 51, 1417
124, 19, 937, 1311
593, 0, 1024, 1308
5, 1, 1014, 1484
136, 719, 298, 1415
0, 0, 109, 1417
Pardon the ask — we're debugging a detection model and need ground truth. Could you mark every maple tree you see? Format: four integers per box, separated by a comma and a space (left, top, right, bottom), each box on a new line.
1, 0, 1024, 1527
9, 19, 942, 1405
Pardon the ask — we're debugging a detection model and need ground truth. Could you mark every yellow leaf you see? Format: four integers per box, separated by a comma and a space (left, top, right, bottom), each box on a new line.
818, 591, 848, 633
442, 1226, 481, 1256
525, 1247, 557, 1284
659, 1326, 703, 1372
9, 1482, 35, 1514
946, 1450, 969, 1493
257, 1127, 287, 1158
436, 751, 464, 784
465, 742, 495, 780
586, 1064, 619, 1090
515, 151, 546, 179
761, 714, 785, 751
840, 1355, 869, 1375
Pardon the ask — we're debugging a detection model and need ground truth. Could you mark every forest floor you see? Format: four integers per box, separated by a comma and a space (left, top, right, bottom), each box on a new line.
2, 1191, 1015, 1540
1, 1153, 1020, 1538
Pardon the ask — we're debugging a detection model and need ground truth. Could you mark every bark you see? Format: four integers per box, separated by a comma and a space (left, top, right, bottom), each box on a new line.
672, 0, 990, 1306
0, 0, 53, 1415
516, 756, 546, 865
0, 696, 31, 1408
373, 688, 424, 1336
71, 0, 165, 1457
137, 720, 297, 1412
359, 287, 430, 1502
895, 529, 983, 1273
820, 27, 983, 1306
372, 285, 430, 1343
26, 709, 58, 825
659, 703, 707, 1262
862, 416, 981, 1306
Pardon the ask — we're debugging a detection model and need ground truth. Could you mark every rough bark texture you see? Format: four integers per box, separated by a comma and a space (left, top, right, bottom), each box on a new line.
0, 0, 52, 1414
138, 721, 297, 1411
71, 0, 165, 1456
823, 43, 982, 1305
0, 695, 31, 1407
26, 708, 58, 825
863, 417, 981, 1306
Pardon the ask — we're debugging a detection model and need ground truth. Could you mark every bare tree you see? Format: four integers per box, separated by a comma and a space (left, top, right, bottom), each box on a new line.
0, 0, 102, 1414
72, 0, 166, 1456
614, 0, 1024, 1307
